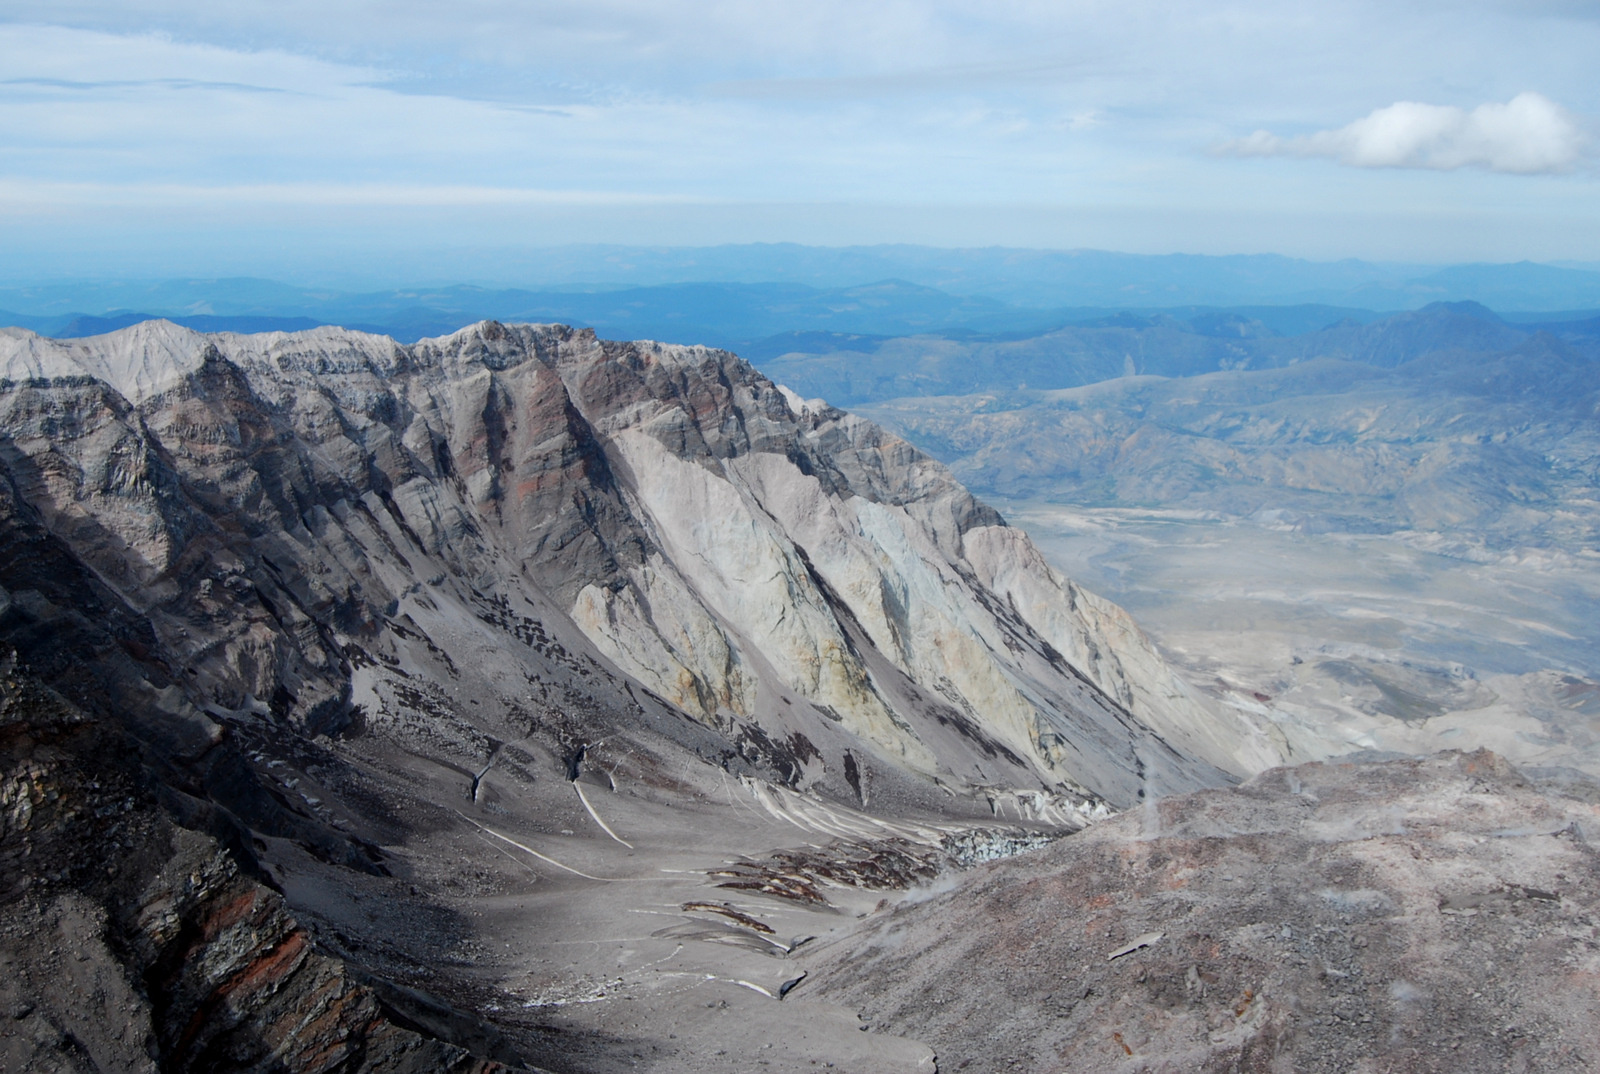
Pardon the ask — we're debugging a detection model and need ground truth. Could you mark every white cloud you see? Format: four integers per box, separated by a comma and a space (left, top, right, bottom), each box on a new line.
1221, 92, 1588, 174
0, 21, 1128, 203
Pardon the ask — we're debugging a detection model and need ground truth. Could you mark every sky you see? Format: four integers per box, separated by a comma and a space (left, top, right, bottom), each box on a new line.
1, 1, 1597, 282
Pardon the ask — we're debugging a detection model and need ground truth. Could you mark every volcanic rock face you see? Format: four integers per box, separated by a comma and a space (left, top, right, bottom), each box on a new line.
0, 656, 526, 1074
809, 749, 1600, 1073
0, 318, 1271, 1070
0, 319, 1257, 810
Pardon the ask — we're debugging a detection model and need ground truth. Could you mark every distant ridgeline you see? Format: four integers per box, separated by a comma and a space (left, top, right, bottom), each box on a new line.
2, 247, 1599, 374
756, 300, 1600, 405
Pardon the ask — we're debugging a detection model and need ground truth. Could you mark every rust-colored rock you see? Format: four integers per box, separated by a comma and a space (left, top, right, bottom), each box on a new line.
0, 659, 532, 1073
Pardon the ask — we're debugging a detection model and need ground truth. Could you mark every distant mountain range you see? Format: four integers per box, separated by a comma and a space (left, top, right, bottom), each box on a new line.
0, 279, 1050, 348
860, 311, 1600, 543
283, 244, 1600, 311
761, 301, 1600, 405
2, 245, 1599, 349
852, 296, 1600, 768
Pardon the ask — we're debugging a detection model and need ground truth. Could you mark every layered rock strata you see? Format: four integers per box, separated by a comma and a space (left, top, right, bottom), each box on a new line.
0, 317, 1276, 1070
0, 656, 533, 1073
0, 319, 1265, 811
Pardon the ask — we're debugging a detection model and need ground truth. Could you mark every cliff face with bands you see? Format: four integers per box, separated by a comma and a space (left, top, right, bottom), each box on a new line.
0, 319, 1274, 1070
0, 319, 1270, 812
4, 318, 1595, 1072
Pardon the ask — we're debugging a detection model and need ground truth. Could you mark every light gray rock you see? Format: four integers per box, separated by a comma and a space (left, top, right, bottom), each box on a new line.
0, 319, 1250, 808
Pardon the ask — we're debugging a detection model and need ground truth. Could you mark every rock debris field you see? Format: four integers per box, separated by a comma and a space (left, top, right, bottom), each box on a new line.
809, 749, 1600, 1073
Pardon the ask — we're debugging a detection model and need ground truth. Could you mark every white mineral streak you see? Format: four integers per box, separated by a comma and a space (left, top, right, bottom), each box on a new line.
1107, 932, 1164, 961
777, 384, 827, 418
603, 430, 933, 767
736, 452, 1045, 769
573, 555, 758, 719
961, 525, 1288, 775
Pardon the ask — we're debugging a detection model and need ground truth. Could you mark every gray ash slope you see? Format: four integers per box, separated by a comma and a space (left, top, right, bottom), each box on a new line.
0, 319, 1268, 1072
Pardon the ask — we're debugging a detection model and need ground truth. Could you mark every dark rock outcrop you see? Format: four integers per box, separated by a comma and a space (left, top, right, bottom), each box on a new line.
0, 656, 534, 1072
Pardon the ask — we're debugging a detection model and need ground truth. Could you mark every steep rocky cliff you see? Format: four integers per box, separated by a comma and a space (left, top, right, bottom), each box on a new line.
0, 319, 1264, 812
0, 318, 1271, 1070
0, 655, 532, 1073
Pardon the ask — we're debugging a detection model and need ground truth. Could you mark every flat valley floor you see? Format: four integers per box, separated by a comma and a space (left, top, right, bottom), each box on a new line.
995, 497, 1600, 778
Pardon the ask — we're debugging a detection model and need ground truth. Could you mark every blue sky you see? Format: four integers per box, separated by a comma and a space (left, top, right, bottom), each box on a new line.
1, 1, 1597, 281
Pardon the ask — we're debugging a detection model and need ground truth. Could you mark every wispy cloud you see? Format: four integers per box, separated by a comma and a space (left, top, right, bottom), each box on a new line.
1, 4, 1599, 265
1, 78, 296, 95
705, 57, 1103, 101
0, 180, 701, 209
1219, 93, 1588, 174
0, 23, 384, 95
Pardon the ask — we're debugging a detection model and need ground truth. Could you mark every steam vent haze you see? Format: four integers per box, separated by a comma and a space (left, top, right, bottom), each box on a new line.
3, 4, 1600, 1072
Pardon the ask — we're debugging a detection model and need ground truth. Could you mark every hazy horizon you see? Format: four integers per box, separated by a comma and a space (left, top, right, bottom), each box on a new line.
2, 3, 1596, 279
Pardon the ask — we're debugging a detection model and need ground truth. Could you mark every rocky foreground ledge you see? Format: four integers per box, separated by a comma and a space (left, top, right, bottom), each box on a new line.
808, 749, 1600, 1073
11, 646, 1596, 1074
0, 655, 535, 1072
